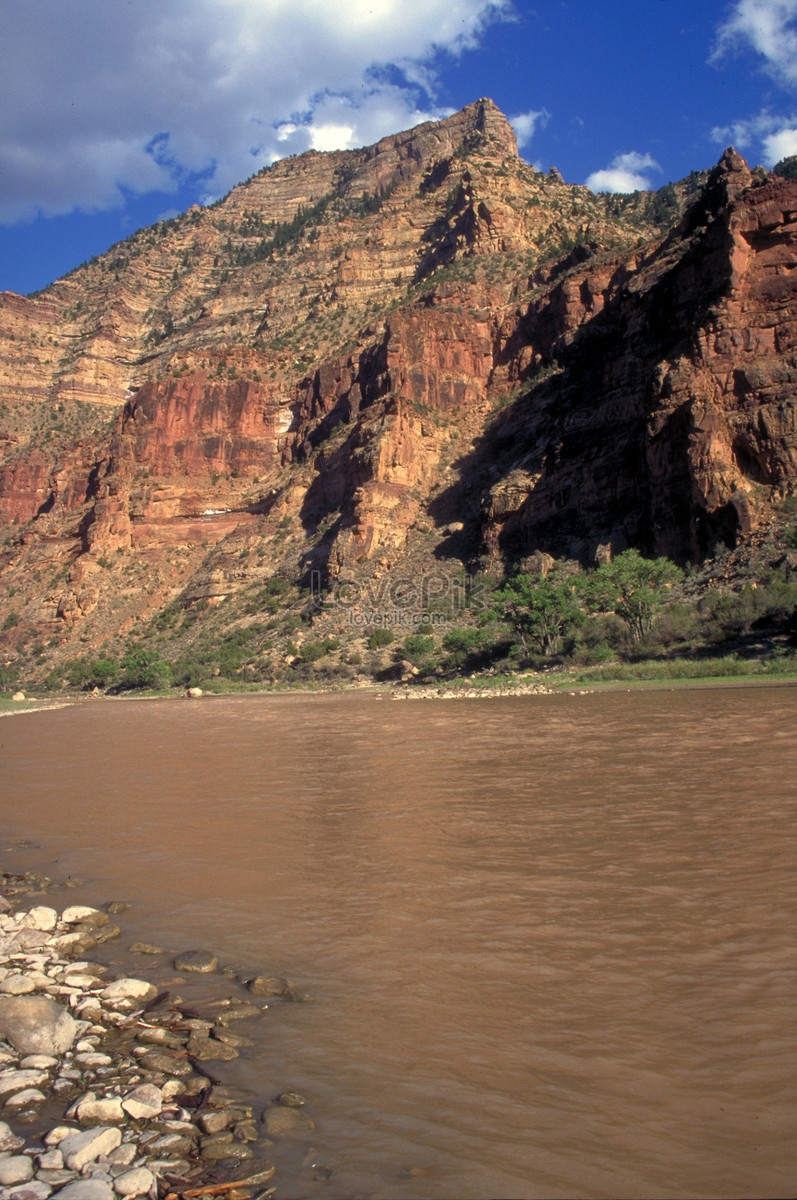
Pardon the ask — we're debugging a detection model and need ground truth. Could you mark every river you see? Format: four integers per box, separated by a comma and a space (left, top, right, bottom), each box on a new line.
1, 686, 795, 1199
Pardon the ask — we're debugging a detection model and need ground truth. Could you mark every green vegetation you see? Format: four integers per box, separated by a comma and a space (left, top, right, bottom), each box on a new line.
773, 155, 797, 181
494, 569, 584, 655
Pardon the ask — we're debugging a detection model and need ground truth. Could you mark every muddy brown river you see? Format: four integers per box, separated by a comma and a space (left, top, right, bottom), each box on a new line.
1, 686, 796, 1199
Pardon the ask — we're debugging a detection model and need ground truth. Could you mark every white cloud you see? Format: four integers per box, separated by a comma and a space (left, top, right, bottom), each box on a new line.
0, 0, 513, 224
712, 0, 797, 88
711, 110, 797, 163
510, 109, 548, 148
763, 126, 797, 161
585, 152, 661, 194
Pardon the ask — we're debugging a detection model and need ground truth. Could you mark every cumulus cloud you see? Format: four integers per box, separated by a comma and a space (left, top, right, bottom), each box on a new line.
585, 152, 661, 194
510, 109, 549, 148
711, 110, 797, 163
763, 126, 797, 161
0, 0, 512, 224
712, 0, 797, 88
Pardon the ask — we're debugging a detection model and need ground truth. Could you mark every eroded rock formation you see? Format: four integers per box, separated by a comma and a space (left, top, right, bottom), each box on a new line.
0, 100, 795, 671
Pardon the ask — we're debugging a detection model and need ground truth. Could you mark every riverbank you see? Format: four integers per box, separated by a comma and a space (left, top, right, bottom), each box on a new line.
0, 867, 312, 1199
4, 659, 797, 715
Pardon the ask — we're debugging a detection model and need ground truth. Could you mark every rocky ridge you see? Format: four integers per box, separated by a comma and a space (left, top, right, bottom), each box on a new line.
0, 100, 795, 682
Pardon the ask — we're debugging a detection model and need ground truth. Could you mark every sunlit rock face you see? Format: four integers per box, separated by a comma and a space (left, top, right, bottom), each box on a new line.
0, 98, 795, 665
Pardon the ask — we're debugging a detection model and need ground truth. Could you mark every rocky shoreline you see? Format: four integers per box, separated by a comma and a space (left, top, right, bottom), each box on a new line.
0, 869, 313, 1199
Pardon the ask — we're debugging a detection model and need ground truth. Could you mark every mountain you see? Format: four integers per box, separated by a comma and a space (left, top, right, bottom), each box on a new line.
1, 99, 796, 689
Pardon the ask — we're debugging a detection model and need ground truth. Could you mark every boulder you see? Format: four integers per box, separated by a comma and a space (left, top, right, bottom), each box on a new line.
21, 906, 58, 931
0, 995, 78, 1055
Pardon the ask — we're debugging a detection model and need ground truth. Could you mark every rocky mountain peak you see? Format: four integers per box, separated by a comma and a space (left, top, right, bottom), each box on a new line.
0, 103, 796, 685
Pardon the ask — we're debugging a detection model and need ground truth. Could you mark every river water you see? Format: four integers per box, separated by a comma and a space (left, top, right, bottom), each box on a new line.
1, 686, 796, 1199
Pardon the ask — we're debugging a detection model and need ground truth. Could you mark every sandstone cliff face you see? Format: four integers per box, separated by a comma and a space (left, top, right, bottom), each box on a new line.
0, 100, 794, 671
481, 150, 797, 565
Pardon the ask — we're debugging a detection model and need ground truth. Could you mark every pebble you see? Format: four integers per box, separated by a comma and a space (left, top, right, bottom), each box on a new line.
0, 878, 308, 1198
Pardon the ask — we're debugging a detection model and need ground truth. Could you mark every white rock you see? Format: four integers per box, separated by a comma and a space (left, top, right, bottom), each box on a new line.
8, 1185, 54, 1200
76, 1095, 125, 1124
52, 1182, 114, 1200
44, 1126, 75, 1146
0, 1069, 50, 1098
62, 974, 103, 991
5, 1088, 47, 1110
120, 1083, 162, 1120
7, 930, 50, 952
20, 1055, 58, 1070
37, 1148, 64, 1169
106, 1144, 137, 1167
112, 1167, 154, 1198
74, 1000, 104, 1021
51, 933, 98, 956
0, 995, 78, 1055
0, 975, 37, 995
60, 1127, 123, 1171
61, 907, 109, 928
21, 907, 58, 932
74, 1053, 113, 1069
7, 1182, 54, 1200
99, 979, 157, 1004
0, 1155, 34, 1185
0, 1119, 25, 1151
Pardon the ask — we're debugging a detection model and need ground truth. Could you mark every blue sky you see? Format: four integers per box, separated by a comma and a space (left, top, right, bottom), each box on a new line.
2, 0, 797, 296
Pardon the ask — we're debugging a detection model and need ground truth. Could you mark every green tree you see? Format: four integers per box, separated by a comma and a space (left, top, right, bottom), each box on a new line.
773, 155, 797, 180
582, 549, 683, 641
495, 571, 584, 656
119, 647, 172, 690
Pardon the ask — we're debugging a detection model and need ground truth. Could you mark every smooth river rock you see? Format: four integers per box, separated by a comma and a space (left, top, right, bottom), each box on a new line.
262, 1105, 315, 1136
59, 1127, 123, 1171
120, 1084, 162, 1120
173, 950, 218, 973
61, 907, 109, 928
0, 995, 78, 1056
100, 978, 157, 1004
54, 1181, 115, 1200
0, 1154, 35, 1185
